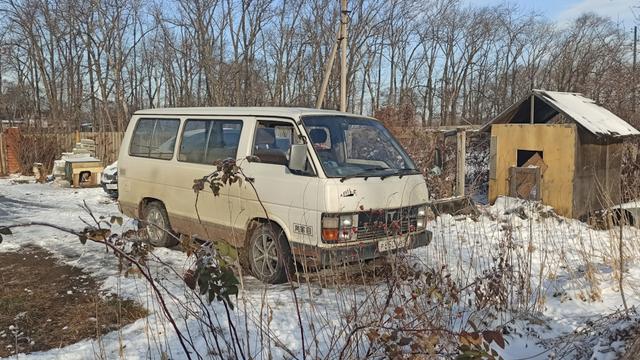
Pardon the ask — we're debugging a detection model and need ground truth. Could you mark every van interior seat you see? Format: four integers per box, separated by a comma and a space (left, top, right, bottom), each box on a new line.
254, 128, 288, 165
309, 127, 337, 163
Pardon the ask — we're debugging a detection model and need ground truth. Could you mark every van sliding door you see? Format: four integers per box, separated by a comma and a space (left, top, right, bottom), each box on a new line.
168, 117, 246, 243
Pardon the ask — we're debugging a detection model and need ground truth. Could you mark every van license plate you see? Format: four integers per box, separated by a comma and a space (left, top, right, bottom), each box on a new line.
378, 238, 407, 252
106, 183, 118, 190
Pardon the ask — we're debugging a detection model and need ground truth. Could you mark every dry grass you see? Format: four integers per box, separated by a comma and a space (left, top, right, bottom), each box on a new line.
14, 132, 63, 175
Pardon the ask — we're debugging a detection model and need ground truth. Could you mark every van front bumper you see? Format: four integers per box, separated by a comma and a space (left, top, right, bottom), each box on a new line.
290, 230, 432, 267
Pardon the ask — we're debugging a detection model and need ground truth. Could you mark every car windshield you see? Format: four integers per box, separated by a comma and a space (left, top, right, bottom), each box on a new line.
301, 115, 418, 178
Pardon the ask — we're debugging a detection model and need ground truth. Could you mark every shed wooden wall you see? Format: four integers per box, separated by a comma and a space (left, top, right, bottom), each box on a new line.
489, 124, 577, 217
572, 131, 622, 219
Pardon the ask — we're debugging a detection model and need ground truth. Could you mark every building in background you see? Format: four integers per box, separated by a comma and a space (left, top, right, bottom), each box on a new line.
481, 90, 640, 218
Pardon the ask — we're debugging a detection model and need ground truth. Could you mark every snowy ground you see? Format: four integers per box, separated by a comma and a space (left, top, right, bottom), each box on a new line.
1, 177, 639, 359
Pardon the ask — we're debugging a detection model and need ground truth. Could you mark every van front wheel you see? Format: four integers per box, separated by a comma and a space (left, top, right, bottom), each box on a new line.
143, 202, 179, 247
248, 224, 294, 284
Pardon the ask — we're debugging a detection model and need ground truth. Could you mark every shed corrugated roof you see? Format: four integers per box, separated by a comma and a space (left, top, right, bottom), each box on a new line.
481, 90, 640, 139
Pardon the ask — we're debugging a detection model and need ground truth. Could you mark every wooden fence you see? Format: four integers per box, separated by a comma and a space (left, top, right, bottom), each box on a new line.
0, 130, 124, 175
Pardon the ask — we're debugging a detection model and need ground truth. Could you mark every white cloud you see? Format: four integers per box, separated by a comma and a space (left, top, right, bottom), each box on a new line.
556, 0, 638, 25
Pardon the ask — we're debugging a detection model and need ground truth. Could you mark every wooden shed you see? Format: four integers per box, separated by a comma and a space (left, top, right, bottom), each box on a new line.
481, 90, 639, 218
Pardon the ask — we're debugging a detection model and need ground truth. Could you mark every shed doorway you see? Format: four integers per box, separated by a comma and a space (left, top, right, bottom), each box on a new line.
510, 150, 546, 201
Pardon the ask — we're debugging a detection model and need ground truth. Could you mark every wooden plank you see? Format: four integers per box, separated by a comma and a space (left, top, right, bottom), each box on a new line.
509, 166, 542, 201
489, 135, 497, 180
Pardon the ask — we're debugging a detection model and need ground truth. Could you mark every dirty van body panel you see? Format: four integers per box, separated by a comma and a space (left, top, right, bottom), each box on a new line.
169, 213, 247, 247
324, 175, 429, 213
162, 170, 247, 248
238, 163, 322, 245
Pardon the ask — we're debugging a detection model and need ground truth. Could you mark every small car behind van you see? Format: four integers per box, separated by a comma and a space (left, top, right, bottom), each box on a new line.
118, 108, 432, 283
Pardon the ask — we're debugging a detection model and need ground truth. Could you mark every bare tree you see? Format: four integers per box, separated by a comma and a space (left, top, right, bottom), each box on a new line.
0, 0, 636, 129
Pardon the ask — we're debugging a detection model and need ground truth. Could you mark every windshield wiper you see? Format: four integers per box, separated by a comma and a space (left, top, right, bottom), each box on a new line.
380, 168, 421, 180
339, 167, 389, 182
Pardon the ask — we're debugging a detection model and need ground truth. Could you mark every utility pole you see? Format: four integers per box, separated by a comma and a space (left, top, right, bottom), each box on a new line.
339, 0, 348, 112
315, 28, 339, 109
315, 1, 349, 111
633, 26, 637, 113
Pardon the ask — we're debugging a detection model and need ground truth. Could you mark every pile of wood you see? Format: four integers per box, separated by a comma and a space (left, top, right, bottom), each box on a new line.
52, 139, 97, 179
72, 139, 96, 157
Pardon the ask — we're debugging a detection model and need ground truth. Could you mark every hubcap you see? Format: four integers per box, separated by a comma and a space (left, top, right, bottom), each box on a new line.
146, 208, 165, 242
252, 233, 279, 278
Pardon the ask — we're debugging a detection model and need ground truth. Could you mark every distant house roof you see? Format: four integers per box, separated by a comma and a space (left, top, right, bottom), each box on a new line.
480, 90, 640, 139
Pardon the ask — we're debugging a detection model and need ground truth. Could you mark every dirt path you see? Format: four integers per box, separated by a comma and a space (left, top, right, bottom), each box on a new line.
0, 245, 146, 357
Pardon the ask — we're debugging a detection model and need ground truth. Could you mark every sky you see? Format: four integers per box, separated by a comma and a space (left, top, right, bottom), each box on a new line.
467, 0, 639, 27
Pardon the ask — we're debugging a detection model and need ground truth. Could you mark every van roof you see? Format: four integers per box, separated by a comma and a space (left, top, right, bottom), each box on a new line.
134, 107, 359, 118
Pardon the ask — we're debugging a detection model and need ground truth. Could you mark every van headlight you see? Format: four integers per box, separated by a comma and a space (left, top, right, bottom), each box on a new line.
322, 214, 358, 242
416, 205, 427, 230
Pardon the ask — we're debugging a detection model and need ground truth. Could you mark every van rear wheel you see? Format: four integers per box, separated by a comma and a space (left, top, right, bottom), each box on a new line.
143, 202, 179, 247
248, 223, 294, 284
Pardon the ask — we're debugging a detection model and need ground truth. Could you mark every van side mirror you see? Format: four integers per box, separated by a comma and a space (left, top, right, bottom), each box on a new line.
431, 148, 443, 176
289, 144, 307, 171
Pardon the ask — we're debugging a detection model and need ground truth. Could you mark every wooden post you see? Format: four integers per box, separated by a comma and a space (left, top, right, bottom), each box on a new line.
605, 145, 610, 200
456, 128, 466, 197
0, 133, 6, 176
530, 94, 535, 124
339, 0, 348, 112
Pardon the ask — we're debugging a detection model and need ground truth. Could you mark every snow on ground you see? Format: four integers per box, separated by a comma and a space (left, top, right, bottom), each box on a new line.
1, 178, 639, 359
416, 197, 640, 358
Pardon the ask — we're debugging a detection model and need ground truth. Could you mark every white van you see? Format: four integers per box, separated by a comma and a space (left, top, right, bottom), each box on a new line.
118, 108, 432, 283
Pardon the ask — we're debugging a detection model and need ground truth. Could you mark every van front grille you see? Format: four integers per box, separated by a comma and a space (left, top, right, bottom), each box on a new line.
356, 206, 420, 241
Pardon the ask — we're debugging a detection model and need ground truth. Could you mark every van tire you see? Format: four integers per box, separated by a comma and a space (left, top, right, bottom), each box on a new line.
614, 209, 636, 227
247, 223, 295, 284
143, 202, 179, 247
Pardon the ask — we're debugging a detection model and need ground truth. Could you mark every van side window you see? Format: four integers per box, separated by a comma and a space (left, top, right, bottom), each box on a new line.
129, 118, 180, 160
252, 121, 315, 175
179, 120, 243, 164
253, 121, 296, 165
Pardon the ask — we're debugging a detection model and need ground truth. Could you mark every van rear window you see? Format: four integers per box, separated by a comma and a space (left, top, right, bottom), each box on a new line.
129, 118, 180, 159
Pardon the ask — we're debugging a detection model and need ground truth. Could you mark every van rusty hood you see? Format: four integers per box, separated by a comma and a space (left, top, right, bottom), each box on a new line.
323, 174, 429, 213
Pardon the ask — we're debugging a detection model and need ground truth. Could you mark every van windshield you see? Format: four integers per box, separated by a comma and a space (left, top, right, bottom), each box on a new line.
301, 115, 418, 178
